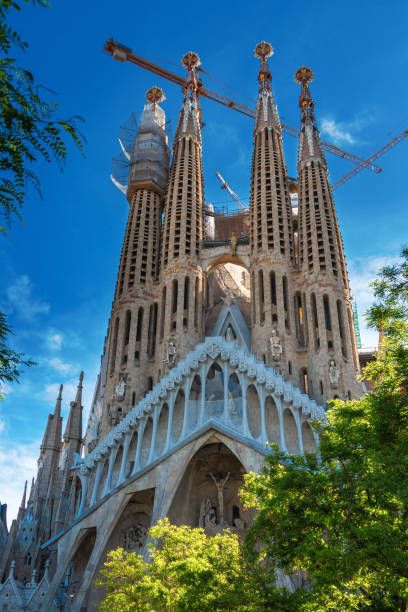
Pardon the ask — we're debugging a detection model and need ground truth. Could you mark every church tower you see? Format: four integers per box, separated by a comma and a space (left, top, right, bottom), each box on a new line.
159, 51, 205, 366
294, 66, 360, 401
100, 88, 170, 439
249, 41, 294, 368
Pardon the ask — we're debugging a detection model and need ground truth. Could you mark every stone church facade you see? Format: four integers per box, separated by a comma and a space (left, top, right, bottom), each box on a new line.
0, 42, 361, 611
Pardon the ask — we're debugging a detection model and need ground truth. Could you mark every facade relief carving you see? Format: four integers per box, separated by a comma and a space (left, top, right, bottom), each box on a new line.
329, 360, 340, 386
121, 523, 148, 553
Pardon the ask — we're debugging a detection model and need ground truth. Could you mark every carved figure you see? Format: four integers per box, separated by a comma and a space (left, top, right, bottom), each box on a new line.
165, 338, 177, 366
121, 524, 147, 553
200, 497, 216, 528
329, 360, 340, 386
115, 373, 127, 398
269, 328, 283, 360
228, 390, 237, 415
209, 472, 230, 525
229, 232, 237, 255
225, 325, 235, 342
224, 288, 235, 306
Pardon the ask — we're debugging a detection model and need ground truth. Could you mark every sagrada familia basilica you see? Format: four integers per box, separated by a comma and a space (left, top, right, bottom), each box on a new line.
0, 41, 362, 610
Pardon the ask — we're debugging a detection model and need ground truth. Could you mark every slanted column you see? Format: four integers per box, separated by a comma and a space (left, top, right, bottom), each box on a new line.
90, 460, 104, 506
258, 386, 267, 444
164, 393, 175, 453
296, 413, 304, 454
181, 383, 190, 438
147, 405, 160, 464
222, 363, 230, 423
131, 420, 146, 475
276, 396, 287, 452
118, 431, 132, 484
199, 365, 207, 424
102, 447, 116, 496
241, 379, 249, 436
77, 469, 89, 517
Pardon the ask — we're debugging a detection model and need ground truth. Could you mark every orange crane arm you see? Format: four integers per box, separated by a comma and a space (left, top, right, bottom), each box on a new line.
216, 171, 248, 209
104, 39, 381, 174
331, 129, 408, 190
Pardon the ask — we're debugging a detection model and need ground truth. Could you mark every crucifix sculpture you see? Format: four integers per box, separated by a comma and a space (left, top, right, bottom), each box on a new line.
209, 472, 230, 525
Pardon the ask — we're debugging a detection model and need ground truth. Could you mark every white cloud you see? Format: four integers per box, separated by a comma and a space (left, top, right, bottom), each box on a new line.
48, 357, 76, 375
40, 381, 77, 408
321, 119, 355, 145
6, 275, 49, 321
0, 439, 39, 527
321, 113, 373, 147
46, 332, 63, 351
348, 254, 400, 349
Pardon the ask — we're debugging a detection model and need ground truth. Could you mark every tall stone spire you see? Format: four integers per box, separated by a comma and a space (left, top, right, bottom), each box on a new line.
100, 90, 171, 440
159, 51, 205, 366
64, 372, 83, 443
249, 42, 294, 365
294, 67, 360, 401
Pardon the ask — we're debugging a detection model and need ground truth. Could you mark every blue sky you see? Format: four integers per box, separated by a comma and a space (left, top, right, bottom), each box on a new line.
1, 0, 407, 523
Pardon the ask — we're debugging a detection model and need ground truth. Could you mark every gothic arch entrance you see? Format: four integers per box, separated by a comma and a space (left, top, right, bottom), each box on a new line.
167, 442, 251, 531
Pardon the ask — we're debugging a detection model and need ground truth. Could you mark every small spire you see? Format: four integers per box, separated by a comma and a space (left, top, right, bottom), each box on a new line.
254, 41, 274, 94
31, 568, 37, 585
63, 371, 83, 443
294, 66, 326, 168
181, 51, 201, 100
20, 480, 27, 509
75, 371, 84, 405
28, 477, 35, 503
174, 51, 202, 142
54, 384, 63, 417
253, 41, 280, 132
44, 559, 50, 581
146, 86, 165, 108
294, 66, 315, 125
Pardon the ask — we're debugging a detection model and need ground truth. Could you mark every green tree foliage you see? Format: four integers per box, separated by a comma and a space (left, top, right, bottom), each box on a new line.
241, 247, 408, 610
0, 0, 85, 235
96, 518, 266, 611
0, 0, 86, 395
0, 311, 34, 399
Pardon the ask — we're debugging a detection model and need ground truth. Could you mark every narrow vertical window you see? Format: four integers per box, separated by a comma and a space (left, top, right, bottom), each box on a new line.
110, 317, 119, 374
311, 293, 318, 329
123, 311, 131, 346
194, 277, 200, 330
258, 270, 264, 303
136, 307, 144, 342
184, 277, 190, 311
323, 295, 331, 331
160, 286, 166, 340
172, 279, 178, 314
270, 271, 276, 305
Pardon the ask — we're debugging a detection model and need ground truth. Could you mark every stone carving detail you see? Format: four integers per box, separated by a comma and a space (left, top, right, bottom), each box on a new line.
209, 472, 230, 525
269, 328, 283, 360
199, 498, 217, 528
225, 325, 235, 342
223, 288, 235, 306
72, 336, 325, 488
115, 373, 127, 399
165, 338, 177, 367
121, 524, 147, 553
329, 360, 340, 386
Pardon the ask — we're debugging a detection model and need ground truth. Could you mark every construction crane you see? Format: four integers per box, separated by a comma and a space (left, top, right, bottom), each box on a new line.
331, 128, 408, 190
104, 39, 381, 175
104, 39, 407, 189
216, 171, 248, 210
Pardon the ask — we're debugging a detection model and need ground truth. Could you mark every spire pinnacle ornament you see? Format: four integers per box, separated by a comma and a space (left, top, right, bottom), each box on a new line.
254, 41, 274, 94
146, 86, 165, 107
294, 66, 314, 85
181, 51, 201, 70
